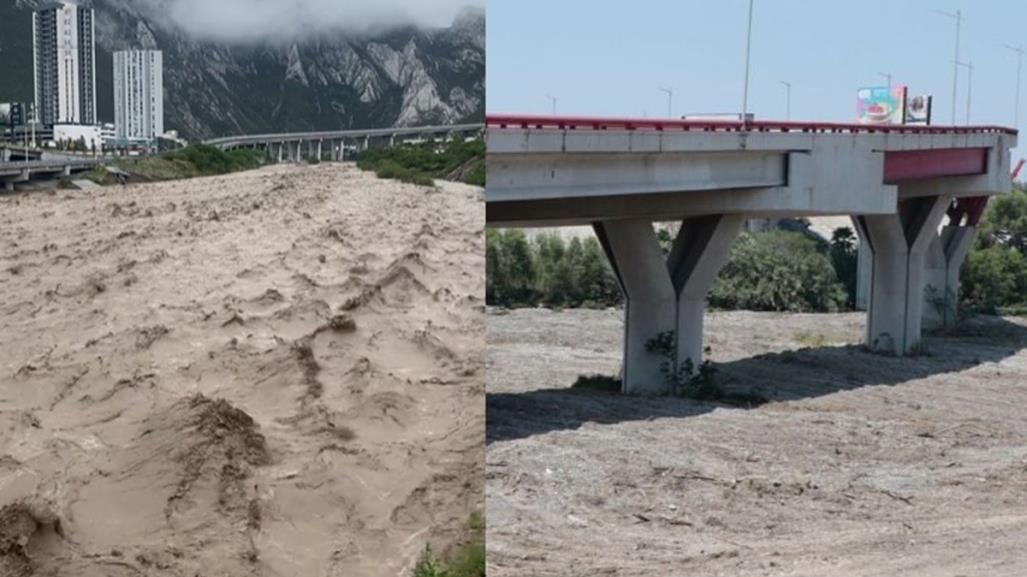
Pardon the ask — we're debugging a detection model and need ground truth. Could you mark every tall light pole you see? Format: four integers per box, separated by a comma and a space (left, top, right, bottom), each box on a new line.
957, 60, 974, 124
1004, 43, 1025, 127
546, 94, 557, 115
879, 72, 893, 119
779, 81, 791, 120
879, 72, 893, 93
741, 0, 755, 128
933, 8, 963, 124
659, 87, 674, 118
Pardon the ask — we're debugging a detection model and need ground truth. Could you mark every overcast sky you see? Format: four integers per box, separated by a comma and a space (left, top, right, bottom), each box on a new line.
142, 0, 483, 42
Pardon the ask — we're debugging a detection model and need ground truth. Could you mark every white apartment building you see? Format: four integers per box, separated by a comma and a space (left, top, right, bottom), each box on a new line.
32, 0, 97, 127
113, 50, 164, 142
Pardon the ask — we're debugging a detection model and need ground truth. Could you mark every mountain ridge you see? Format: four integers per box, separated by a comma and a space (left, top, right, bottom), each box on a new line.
0, 1, 484, 141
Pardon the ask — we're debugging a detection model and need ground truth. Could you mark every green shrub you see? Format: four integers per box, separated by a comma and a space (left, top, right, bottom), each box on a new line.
356, 139, 483, 186
571, 374, 622, 392
978, 184, 1027, 253
164, 144, 262, 175
374, 159, 435, 186
486, 230, 621, 309
410, 514, 485, 577
711, 230, 847, 313
961, 245, 1027, 313
110, 144, 265, 182
829, 227, 859, 308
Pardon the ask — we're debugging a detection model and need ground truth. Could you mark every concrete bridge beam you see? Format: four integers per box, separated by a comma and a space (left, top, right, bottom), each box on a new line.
855, 194, 951, 354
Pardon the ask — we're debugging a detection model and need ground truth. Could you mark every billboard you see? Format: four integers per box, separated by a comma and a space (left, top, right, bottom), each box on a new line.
905, 94, 933, 125
857, 86, 907, 125
0, 103, 26, 128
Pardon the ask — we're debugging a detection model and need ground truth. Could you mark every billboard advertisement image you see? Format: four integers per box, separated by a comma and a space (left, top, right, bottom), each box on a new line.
905, 94, 933, 125
857, 86, 907, 124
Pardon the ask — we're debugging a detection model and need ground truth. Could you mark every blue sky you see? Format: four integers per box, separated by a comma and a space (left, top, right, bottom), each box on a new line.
487, 0, 1027, 133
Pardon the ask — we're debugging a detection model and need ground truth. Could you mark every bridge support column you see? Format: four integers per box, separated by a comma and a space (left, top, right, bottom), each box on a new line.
595, 219, 677, 395
669, 215, 745, 376
923, 225, 976, 330
595, 215, 743, 395
855, 194, 951, 355
317, 140, 323, 161
3, 180, 13, 192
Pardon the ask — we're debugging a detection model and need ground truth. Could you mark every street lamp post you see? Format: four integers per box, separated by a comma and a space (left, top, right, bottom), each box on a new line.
957, 60, 974, 124
659, 87, 674, 118
879, 72, 893, 93
741, 0, 755, 128
546, 94, 557, 115
779, 81, 791, 120
933, 8, 963, 124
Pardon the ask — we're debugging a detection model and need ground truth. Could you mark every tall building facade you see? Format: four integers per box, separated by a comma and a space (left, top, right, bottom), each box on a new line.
32, 0, 97, 127
113, 50, 164, 142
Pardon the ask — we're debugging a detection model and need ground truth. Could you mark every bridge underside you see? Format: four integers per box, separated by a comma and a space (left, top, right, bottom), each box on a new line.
486, 120, 1017, 395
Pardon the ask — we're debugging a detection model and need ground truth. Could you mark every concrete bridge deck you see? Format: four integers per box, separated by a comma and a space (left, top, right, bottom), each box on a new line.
0, 158, 101, 191
486, 115, 1018, 394
205, 123, 484, 162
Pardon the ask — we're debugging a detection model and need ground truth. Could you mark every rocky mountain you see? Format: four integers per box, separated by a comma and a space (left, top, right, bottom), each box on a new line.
0, 0, 484, 141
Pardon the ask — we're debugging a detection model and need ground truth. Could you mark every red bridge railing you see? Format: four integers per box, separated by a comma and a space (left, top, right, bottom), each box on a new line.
486, 114, 1018, 136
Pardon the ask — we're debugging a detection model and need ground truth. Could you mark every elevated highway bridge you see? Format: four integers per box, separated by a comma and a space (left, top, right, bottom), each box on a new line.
486, 114, 1017, 395
0, 157, 101, 191
204, 123, 484, 162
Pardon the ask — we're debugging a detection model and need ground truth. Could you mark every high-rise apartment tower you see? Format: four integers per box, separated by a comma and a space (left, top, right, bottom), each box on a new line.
113, 50, 164, 141
32, 0, 97, 126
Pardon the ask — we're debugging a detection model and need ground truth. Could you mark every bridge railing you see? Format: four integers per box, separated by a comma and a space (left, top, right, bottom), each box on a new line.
486, 115, 1017, 136
204, 123, 484, 148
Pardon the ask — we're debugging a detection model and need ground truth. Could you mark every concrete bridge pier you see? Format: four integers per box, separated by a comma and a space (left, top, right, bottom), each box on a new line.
855, 194, 952, 354
594, 215, 743, 395
669, 215, 745, 375
923, 225, 977, 330
594, 219, 677, 395
316, 140, 323, 161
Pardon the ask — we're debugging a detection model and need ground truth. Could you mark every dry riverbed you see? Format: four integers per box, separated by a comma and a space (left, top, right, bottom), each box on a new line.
487, 308, 1027, 576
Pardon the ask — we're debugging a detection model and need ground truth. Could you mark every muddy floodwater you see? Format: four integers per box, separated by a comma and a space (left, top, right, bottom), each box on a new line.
0, 163, 484, 577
